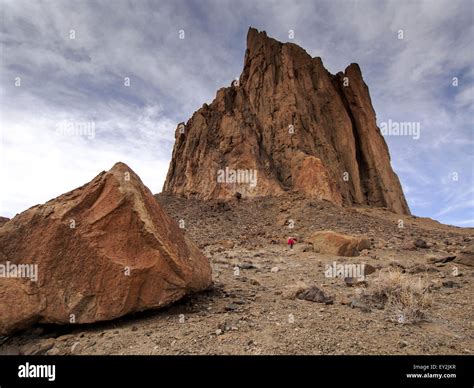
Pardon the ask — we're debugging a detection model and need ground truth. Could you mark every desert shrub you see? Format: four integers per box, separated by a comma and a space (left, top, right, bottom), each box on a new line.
358, 269, 432, 324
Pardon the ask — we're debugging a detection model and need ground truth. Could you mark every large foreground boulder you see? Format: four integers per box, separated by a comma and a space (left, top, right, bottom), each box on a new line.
308, 231, 370, 257
0, 162, 212, 335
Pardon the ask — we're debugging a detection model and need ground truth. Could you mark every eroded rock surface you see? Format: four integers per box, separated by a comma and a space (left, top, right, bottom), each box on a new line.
164, 27, 410, 215
0, 162, 212, 335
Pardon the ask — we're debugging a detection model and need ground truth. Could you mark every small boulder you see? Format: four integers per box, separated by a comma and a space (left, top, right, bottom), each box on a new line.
296, 286, 333, 304
454, 244, 474, 267
307, 231, 370, 257
426, 255, 456, 264
364, 264, 377, 276
344, 277, 367, 287
402, 241, 417, 250
350, 299, 371, 313
414, 239, 429, 249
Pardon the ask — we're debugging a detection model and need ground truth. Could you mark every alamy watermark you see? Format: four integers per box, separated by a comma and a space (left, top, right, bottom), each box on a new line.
56, 120, 95, 140
0, 261, 38, 282
380, 119, 420, 140
325, 261, 366, 281
217, 167, 257, 188
18, 363, 55, 382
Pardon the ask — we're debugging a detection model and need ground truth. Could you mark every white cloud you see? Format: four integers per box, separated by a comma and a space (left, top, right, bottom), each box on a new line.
1, 95, 173, 217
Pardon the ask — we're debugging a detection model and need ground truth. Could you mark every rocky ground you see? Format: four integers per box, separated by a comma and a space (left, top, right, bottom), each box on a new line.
1, 193, 472, 355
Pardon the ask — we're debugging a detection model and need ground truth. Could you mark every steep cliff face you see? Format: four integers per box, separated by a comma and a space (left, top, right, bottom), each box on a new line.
163, 27, 410, 215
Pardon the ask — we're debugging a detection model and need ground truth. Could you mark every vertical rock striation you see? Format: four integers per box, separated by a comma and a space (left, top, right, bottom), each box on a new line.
164, 27, 410, 215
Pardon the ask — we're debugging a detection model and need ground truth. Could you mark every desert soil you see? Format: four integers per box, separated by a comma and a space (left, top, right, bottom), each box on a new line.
1, 194, 473, 355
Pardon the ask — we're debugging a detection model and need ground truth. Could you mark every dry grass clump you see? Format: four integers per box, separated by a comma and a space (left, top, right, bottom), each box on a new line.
359, 269, 432, 324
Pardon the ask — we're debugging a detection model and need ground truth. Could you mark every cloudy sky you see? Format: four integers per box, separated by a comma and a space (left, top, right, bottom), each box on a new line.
1, 0, 472, 226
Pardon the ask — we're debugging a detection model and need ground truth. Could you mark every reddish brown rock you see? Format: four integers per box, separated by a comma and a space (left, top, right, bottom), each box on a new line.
308, 231, 371, 257
364, 264, 377, 276
291, 152, 342, 204
0, 217, 9, 227
296, 286, 333, 304
0, 162, 212, 335
454, 243, 474, 266
163, 27, 410, 215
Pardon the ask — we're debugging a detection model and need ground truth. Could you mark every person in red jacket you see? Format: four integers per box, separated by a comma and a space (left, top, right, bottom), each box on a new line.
288, 237, 297, 249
